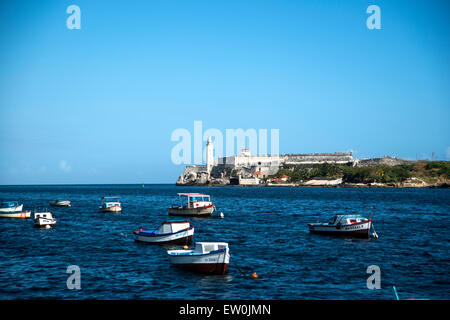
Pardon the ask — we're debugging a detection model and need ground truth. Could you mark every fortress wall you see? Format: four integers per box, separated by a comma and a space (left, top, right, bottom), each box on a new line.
210, 164, 230, 178
220, 155, 282, 168
183, 165, 206, 174
176, 165, 208, 185
238, 177, 260, 185
283, 152, 354, 164
218, 152, 354, 169
357, 157, 412, 167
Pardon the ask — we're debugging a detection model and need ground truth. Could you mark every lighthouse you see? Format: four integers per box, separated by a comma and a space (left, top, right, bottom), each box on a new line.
206, 136, 214, 174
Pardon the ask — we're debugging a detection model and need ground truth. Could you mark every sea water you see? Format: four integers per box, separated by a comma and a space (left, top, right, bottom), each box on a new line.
0, 184, 448, 299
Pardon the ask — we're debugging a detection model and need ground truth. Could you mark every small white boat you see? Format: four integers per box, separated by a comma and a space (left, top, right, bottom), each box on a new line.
49, 200, 71, 207
99, 197, 122, 213
167, 242, 230, 275
0, 201, 30, 218
308, 213, 373, 238
133, 220, 194, 244
34, 207, 57, 228
168, 193, 215, 217
0, 201, 23, 213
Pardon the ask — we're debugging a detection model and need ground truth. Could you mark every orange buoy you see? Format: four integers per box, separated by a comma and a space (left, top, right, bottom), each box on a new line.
183, 245, 189, 249
250, 272, 259, 279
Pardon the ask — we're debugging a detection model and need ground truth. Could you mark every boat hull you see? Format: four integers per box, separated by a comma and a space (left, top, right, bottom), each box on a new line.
0, 211, 31, 219
168, 205, 214, 217
34, 218, 56, 228
34, 223, 56, 229
0, 204, 24, 213
173, 262, 229, 275
134, 228, 194, 244
168, 249, 230, 275
99, 205, 122, 213
309, 221, 371, 238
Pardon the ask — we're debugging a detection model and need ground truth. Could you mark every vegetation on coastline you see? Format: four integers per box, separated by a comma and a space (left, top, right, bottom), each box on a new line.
271, 161, 450, 185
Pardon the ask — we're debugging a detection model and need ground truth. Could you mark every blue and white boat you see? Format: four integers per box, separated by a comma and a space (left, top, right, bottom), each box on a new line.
134, 220, 194, 244
0, 201, 23, 213
0, 201, 30, 218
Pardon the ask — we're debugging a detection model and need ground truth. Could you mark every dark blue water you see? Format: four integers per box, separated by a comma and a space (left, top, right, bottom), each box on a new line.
0, 185, 449, 299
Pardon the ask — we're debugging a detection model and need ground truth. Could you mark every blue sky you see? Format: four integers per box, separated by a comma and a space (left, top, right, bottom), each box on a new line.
0, 0, 449, 184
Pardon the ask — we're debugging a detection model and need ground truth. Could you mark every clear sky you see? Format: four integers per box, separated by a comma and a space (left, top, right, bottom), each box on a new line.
0, 0, 449, 184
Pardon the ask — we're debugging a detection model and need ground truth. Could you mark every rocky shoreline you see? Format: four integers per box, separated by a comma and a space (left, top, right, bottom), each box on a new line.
176, 174, 450, 188
176, 180, 450, 188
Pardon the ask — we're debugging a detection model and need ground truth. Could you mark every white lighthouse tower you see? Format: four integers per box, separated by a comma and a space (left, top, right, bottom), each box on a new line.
206, 136, 214, 174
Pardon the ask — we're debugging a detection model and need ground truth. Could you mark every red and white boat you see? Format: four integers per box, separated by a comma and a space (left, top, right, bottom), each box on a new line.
168, 193, 215, 217
167, 242, 230, 275
308, 213, 374, 238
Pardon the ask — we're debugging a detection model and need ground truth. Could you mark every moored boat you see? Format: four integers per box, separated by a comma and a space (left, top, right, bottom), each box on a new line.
167, 242, 230, 275
34, 207, 57, 228
168, 193, 215, 217
99, 197, 122, 213
308, 212, 374, 238
0, 201, 30, 218
49, 200, 71, 207
0, 201, 23, 213
133, 220, 194, 244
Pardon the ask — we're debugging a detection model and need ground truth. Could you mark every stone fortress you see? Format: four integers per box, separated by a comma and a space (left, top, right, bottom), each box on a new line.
176, 137, 407, 185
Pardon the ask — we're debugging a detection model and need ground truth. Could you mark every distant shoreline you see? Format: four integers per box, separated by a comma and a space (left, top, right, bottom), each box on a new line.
176, 182, 450, 188
177, 160, 450, 189
0, 182, 448, 188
